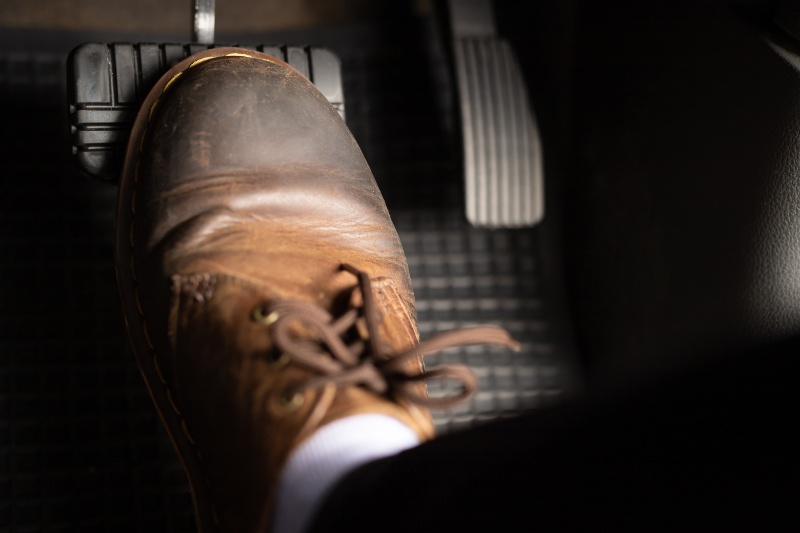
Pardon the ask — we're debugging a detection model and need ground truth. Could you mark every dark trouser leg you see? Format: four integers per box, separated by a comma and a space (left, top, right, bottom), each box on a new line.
311, 339, 800, 531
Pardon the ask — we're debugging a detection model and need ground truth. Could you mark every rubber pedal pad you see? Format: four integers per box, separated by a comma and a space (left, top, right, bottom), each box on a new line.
68, 43, 344, 182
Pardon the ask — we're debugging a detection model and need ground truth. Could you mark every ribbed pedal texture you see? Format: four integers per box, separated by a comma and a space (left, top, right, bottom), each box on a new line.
69, 42, 344, 182
453, 38, 544, 228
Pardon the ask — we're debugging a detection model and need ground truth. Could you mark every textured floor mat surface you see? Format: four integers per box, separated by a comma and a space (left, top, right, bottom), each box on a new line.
0, 20, 577, 532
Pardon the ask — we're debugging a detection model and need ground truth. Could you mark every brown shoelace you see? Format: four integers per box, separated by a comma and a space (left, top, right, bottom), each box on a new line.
263, 264, 520, 409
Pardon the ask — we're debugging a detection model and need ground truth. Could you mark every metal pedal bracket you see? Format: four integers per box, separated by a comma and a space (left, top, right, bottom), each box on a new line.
448, 0, 544, 228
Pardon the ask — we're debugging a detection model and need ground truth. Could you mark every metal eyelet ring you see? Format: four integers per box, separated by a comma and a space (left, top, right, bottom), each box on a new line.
252, 304, 279, 326
280, 390, 305, 411
268, 351, 291, 369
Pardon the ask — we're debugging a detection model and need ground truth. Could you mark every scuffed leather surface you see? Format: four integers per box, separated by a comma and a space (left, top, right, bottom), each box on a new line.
133, 56, 418, 371
120, 52, 433, 533
137, 56, 413, 291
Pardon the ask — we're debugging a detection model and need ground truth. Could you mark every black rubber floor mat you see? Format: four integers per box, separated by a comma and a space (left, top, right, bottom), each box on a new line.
0, 19, 578, 532
394, 208, 572, 432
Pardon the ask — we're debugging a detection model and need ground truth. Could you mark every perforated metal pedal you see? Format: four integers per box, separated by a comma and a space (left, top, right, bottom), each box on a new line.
448, 0, 544, 228
68, 43, 344, 182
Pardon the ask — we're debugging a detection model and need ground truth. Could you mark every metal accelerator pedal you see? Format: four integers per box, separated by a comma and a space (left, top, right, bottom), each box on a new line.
448, 0, 544, 228
68, 0, 344, 182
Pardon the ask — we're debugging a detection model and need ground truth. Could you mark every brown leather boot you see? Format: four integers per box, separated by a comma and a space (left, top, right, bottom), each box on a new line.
116, 48, 518, 533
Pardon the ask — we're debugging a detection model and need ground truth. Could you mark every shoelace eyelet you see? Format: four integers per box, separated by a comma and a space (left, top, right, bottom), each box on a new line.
252, 304, 279, 326
268, 350, 290, 369
280, 390, 305, 411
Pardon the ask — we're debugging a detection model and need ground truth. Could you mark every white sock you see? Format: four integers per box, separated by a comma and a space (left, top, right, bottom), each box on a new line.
271, 414, 420, 533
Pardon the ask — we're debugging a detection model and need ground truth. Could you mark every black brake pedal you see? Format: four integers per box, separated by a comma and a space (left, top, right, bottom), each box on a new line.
68, 43, 344, 182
